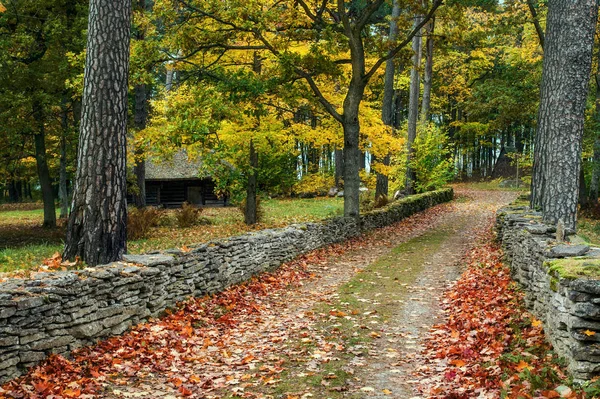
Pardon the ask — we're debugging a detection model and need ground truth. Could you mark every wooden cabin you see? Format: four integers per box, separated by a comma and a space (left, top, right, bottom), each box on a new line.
144, 151, 227, 208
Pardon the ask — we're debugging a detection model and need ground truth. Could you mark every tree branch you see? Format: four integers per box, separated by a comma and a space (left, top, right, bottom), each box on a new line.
525, 0, 545, 49
356, 0, 386, 31
364, 0, 443, 83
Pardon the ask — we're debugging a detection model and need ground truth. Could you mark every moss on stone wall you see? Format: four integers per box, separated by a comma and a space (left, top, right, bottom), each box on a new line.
545, 258, 600, 280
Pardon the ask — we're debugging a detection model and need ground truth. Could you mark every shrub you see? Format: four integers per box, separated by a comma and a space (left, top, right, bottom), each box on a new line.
128, 206, 162, 240
410, 123, 454, 193
374, 194, 389, 209
293, 174, 335, 197
176, 202, 202, 228
360, 191, 375, 212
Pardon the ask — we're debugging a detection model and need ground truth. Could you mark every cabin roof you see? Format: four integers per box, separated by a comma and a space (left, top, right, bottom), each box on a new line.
145, 150, 203, 180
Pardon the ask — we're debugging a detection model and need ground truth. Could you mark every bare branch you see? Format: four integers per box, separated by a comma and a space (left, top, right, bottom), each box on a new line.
525, 0, 545, 49
356, 0, 386, 31
364, 0, 443, 83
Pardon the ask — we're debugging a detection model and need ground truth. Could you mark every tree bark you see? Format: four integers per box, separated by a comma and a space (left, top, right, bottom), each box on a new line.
405, 14, 423, 195
32, 102, 57, 228
245, 139, 258, 225
64, 0, 132, 265
420, 17, 435, 122
375, 154, 390, 199
531, 0, 597, 229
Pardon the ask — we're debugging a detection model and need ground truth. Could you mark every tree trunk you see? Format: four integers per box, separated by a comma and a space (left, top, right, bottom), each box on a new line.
589, 51, 600, 205
381, 0, 400, 127
531, 0, 597, 229
342, 113, 361, 218
420, 17, 435, 122
245, 139, 258, 225
133, 83, 148, 207
33, 102, 57, 228
59, 99, 70, 219
405, 14, 423, 195
377, 0, 400, 200
64, 0, 132, 265
375, 154, 390, 199
526, 0, 545, 49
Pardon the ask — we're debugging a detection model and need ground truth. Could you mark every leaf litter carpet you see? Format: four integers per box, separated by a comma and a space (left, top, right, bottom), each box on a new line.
2, 189, 561, 399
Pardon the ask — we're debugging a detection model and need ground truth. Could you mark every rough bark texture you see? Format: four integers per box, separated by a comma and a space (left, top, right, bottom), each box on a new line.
64, 0, 132, 265
32, 102, 57, 228
531, 0, 597, 229
420, 17, 434, 122
405, 15, 423, 195
375, 154, 390, 199
245, 140, 258, 225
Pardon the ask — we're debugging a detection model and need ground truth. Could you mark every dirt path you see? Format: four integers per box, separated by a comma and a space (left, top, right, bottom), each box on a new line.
102, 189, 516, 399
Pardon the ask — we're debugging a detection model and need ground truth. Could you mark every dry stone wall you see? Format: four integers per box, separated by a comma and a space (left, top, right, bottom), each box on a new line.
0, 188, 453, 383
497, 206, 600, 380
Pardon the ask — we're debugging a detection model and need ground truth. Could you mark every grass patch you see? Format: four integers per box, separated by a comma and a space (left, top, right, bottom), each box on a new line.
0, 243, 64, 273
545, 258, 600, 280
453, 181, 527, 192
253, 225, 457, 398
0, 197, 344, 272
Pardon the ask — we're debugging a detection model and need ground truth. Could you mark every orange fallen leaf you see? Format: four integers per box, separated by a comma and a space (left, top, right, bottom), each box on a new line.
583, 329, 596, 336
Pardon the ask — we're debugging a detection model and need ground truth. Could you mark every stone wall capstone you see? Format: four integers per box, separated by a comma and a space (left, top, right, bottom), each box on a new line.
497, 205, 600, 381
0, 188, 453, 383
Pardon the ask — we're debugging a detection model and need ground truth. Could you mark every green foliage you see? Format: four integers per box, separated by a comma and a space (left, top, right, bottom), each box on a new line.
293, 174, 335, 197
410, 124, 454, 193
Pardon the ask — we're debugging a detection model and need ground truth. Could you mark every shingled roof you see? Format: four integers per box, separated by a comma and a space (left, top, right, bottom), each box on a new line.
145, 150, 203, 180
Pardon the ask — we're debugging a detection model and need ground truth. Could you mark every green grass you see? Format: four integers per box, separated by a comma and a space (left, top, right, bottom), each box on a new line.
0, 243, 64, 273
0, 197, 344, 273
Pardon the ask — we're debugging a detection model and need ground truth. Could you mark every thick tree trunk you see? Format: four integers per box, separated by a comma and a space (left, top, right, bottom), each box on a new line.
405, 15, 423, 195
420, 17, 435, 122
133, 83, 148, 207
64, 0, 132, 265
245, 140, 258, 225
33, 102, 57, 228
531, 0, 597, 229
342, 113, 361, 218
59, 99, 69, 219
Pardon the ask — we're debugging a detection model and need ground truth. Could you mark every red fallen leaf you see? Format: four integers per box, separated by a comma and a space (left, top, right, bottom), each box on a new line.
32, 380, 52, 393
178, 385, 193, 396
541, 390, 561, 398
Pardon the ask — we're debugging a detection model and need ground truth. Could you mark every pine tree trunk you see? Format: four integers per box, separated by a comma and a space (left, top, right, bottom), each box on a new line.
32, 102, 57, 228
531, 0, 597, 229
420, 17, 435, 122
64, 0, 131, 265
405, 14, 423, 194
245, 140, 258, 225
